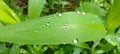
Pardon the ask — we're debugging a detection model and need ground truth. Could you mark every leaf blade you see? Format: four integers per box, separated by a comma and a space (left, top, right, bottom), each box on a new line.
106, 0, 120, 31
0, 12, 106, 44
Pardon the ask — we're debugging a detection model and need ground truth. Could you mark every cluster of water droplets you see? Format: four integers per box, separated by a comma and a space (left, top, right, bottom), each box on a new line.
76, 11, 86, 16
63, 22, 71, 31
63, 38, 78, 44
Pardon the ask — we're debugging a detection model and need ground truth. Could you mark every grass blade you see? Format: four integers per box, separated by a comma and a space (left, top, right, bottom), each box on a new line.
0, 0, 20, 24
106, 0, 120, 31
28, 0, 46, 19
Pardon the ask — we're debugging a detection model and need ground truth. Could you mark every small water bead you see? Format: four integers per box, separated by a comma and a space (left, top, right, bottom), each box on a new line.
73, 39, 78, 44
77, 11, 80, 14
46, 22, 50, 26
82, 12, 86, 15
63, 41, 66, 44
58, 13, 62, 16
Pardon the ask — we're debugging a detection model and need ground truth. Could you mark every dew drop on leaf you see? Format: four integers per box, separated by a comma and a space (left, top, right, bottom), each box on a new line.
63, 41, 66, 44
58, 13, 62, 16
46, 22, 50, 26
77, 11, 80, 14
82, 12, 86, 15
72, 39, 78, 44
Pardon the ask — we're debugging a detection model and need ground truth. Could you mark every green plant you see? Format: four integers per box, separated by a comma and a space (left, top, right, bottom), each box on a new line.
0, 0, 120, 54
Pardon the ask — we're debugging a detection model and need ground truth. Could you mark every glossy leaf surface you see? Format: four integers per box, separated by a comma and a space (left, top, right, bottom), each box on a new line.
0, 12, 106, 44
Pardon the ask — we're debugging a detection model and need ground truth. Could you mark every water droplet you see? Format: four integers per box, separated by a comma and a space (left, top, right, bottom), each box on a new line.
77, 11, 80, 14
82, 12, 86, 15
73, 39, 78, 44
46, 22, 50, 26
63, 41, 66, 44
58, 13, 62, 16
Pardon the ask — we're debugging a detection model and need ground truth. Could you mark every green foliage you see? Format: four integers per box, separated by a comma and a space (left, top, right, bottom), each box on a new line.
106, 0, 120, 32
0, 0, 120, 54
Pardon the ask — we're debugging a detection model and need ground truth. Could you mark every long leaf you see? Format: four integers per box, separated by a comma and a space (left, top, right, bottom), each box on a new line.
0, 0, 20, 24
106, 0, 120, 31
0, 12, 106, 44
28, 0, 46, 19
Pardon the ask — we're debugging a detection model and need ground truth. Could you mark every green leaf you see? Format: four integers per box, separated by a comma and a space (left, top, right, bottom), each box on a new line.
0, 0, 20, 24
28, 0, 46, 19
106, 0, 120, 31
0, 12, 106, 44
76, 2, 105, 17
